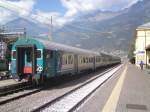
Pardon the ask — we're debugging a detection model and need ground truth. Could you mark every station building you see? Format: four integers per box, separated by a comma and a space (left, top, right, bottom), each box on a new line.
135, 22, 150, 67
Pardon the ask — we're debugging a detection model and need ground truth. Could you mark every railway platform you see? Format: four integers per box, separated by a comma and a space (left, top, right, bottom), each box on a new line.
78, 63, 150, 112
114, 63, 150, 112
0, 79, 25, 91
0, 79, 19, 88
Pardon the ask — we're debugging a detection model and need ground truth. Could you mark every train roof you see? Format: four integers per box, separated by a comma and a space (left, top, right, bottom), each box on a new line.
100, 53, 120, 59
36, 38, 100, 56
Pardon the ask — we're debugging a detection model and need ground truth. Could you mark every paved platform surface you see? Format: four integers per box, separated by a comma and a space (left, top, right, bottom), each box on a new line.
77, 63, 150, 112
116, 63, 150, 112
0, 79, 21, 88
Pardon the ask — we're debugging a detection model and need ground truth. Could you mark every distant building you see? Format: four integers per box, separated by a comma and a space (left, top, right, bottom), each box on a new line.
135, 22, 150, 67
0, 42, 7, 59
0, 27, 26, 61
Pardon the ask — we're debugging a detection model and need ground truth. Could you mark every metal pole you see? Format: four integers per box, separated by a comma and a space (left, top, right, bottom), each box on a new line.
24, 28, 26, 38
50, 16, 53, 41
145, 30, 147, 68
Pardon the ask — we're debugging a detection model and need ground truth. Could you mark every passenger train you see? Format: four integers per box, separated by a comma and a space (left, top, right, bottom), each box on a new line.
10, 38, 121, 84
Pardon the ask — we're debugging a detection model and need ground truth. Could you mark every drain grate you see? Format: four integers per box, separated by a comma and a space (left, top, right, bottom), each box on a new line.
126, 104, 147, 110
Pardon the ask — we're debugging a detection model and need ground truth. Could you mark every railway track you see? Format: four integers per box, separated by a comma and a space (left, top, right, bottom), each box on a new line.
32, 64, 122, 112
0, 82, 42, 105
0, 82, 32, 97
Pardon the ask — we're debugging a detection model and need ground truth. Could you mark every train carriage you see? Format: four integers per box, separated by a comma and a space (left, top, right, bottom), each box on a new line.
10, 37, 121, 84
11, 38, 98, 82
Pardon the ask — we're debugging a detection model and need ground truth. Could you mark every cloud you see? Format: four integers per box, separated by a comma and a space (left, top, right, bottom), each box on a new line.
0, 7, 15, 24
0, 0, 69, 27
61, 0, 140, 14
7, 0, 35, 16
31, 10, 74, 28
31, 0, 141, 28
0, 0, 140, 27
48, 0, 140, 27
0, 0, 35, 24
31, 11, 61, 26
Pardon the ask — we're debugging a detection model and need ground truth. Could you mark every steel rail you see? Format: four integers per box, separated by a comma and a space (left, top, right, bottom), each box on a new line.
31, 64, 122, 112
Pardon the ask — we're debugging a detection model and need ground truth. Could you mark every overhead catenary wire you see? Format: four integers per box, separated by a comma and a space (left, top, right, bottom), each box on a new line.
0, 0, 107, 32
62, 0, 112, 37
0, 0, 52, 39
0, 0, 112, 41
63, 0, 104, 32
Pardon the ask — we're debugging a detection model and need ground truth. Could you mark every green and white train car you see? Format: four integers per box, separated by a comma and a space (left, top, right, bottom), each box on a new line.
10, 38, 121, 84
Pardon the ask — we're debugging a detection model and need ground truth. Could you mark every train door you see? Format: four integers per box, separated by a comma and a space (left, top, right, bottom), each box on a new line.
93, 56, 96, 71
16, 45, 36, 80
74, 54, 78, 74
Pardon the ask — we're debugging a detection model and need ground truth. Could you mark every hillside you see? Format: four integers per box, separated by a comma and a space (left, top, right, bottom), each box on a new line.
4, 0, 150, 56
5, 18, 48, 37
54, 0, 150, 54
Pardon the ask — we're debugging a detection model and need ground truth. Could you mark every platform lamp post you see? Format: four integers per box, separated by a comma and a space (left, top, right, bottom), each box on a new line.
145, 30, 147, 68
48, 16, 53, 41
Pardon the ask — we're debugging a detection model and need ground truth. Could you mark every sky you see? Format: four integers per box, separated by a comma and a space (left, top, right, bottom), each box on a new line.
0, 0, 141, 27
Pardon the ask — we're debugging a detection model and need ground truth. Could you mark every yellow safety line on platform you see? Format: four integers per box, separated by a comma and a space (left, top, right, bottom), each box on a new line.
102, 66, 128, 112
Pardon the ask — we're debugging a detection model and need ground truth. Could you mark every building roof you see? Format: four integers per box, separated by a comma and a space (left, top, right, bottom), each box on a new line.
137, 22, 150, 30
0, 32, 25, 35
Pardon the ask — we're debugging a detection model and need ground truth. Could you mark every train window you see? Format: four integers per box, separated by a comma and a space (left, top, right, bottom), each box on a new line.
50, 51, 53, 58
84, 57, 86, 63
96, 58, 98, 62
62, 57, 64, 65
79, 56, 82, 64
68, 55, 71, 64
66, 56, 68, 64
82, 57, 84, 64
71, 56, 73, 64
62, 56, 65, 65
80, 56, 83, 64
86, 57, 88, 63
89, 58, 91, 63
12, 51, 16, 59
83, 57, 85, 63
26, 51, 32, 62
36, 50, 42, 59
102, 58, 104, 62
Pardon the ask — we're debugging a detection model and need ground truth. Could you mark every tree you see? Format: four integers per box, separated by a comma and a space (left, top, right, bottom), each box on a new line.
128, 43, 135, 64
